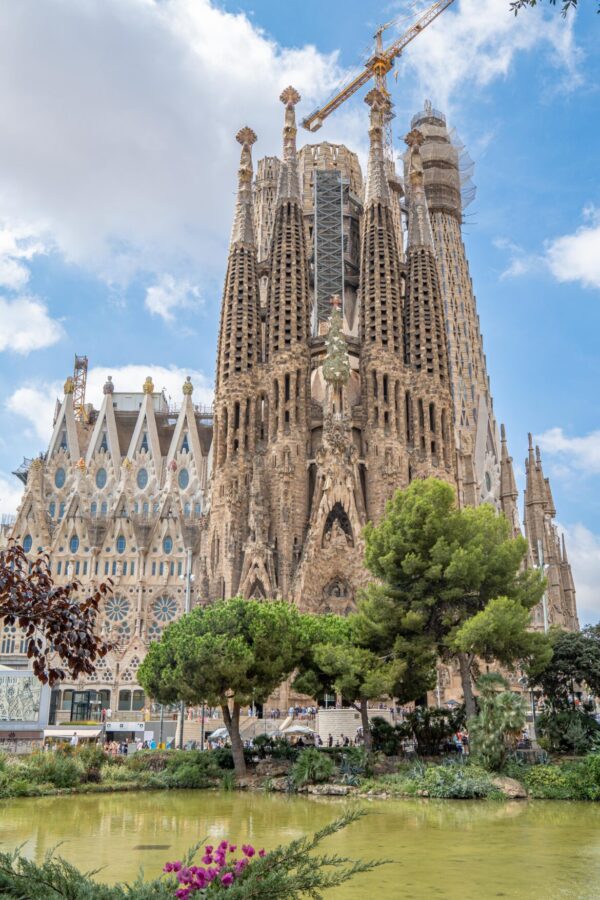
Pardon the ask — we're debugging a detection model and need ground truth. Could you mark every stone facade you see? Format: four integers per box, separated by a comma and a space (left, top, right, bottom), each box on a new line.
6, 90, 578, 714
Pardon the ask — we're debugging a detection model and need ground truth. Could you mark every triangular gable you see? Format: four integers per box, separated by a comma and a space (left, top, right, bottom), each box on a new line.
85, 392, 121, 470
47, 391, 80, 460
166, 393, 205, 465
126, 392, 162, 466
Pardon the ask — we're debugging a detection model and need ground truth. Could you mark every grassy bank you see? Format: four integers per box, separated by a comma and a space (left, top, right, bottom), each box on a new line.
2, 745, 600, 803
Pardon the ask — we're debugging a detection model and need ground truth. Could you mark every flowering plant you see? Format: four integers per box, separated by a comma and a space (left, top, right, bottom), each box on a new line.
164, 840, 265, 896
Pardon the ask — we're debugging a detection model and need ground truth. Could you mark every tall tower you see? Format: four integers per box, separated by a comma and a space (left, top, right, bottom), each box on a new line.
409, 103, 499, 506
208, 126, 262, 598
524, 436, 578, 630
263, 86, 312, 598
359, 89, 409, 521
403, 128, 455, 486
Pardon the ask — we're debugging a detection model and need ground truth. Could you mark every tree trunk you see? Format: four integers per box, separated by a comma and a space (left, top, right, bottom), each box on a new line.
222, 701, 246, 777
359, 697, 372, 751
458, 652, 477, 720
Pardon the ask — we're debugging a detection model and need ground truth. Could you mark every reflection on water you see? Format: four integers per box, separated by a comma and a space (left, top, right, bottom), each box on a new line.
2, 791, 600, 899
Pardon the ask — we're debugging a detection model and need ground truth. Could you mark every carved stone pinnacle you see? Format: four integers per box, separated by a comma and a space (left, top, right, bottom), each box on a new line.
405, 128, 425, 149
280, 86, 301, 107
236, 126, 257, 147
364, 87, 386, 110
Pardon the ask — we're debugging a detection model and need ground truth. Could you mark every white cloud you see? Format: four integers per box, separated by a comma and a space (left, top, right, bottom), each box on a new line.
536, 427, 600, 475
396, 0, 580, 111
6, 365, 214, 447
545, 205, 600, 290
0, 0, 348, 286
145, 275, 202, 323
0, 296, 64, 354
494, 237, 542, 280
0, 222, 47, 290
0, 472, 24, 518
559, 523, 600, 626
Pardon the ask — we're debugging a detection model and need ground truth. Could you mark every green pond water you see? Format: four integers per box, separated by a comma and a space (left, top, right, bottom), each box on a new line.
1, 791, 600, 899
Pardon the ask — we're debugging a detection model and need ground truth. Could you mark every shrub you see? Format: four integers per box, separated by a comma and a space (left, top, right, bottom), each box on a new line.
210, 747, 236, 770
420, 762, 499, 799
253, 735, 298, 761
523, 764, 572, 799
27, 753, 83, 789
169, 764, 214, 789
291, 749, 334, 788
83, 766, 102, 784
369, 717, 402, 756
468, 675, 525, 771
77, 745, 107, 771
536, 708, 600, 755
400, 706, 466, 756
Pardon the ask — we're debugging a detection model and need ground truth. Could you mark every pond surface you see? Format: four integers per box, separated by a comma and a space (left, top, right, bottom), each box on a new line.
1, 791, 600, 899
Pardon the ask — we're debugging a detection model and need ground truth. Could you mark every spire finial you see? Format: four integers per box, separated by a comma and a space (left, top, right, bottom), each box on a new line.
143, 376, 154, 394
364, 88, 390, 207
501, 423, 507, 442
231, 126, 257, 245
404, 127, 434, 250
528, 432, 533, 451
103, 375, 114, 395
277, 87, 301, 201
182, 375, 193, 396
64, 376, 74, 395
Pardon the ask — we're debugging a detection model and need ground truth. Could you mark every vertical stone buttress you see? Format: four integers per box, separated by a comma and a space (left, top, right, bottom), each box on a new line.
403, 128, 455, 487
359, 89, 409, 522
209, 127, 262, 599
264, 87, 312, 597
409, 105, 499, 504
499, 423, 521, 537
524, 436, 578, 630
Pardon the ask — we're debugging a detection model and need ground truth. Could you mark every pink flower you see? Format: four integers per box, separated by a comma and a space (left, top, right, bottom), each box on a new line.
221, 872, 234, 886
228, 844, 237, 853
201, 854, 213, 865
205, 845, 214, 854
242, 844, 255, 858
219, 840, 229, 850
258, 849, 266, 858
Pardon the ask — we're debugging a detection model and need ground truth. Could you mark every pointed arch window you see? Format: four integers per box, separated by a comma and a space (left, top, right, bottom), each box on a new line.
95, 468, 107, 489
58, 503, 66, 520
163, 536, 173, 555
59, 430, 68, 451
139, 432, 149, 453
69, 535, 79, 554
99, 432, 108, 453
49, 501, 56, 519
137, 468, 148, 490
181, 433, 190, 453
55, 468, 66, 489
23, 535, 33, 554
184, 502, 191, 518
116, 535, 126, 554
100, 501, 108, 516
178, 468, 189, 490
90, 502, 97, 518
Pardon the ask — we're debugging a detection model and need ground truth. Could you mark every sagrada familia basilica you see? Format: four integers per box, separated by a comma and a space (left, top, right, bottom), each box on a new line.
6, 88, 578, 714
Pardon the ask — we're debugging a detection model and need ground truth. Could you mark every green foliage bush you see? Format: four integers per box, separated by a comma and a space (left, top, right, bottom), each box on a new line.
359, 760, 500, 799
468, 675, 525, 771
397, 706, 466, 756
369, 717, 402, 756
291, 748, 334, 787
524, 754, 600, 801
253, 735, 298, 761
26, 752, 83, 788
536, 708, 600, 755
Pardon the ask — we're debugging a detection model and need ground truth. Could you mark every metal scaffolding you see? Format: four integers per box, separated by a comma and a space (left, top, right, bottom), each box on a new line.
313, 169, 345, 330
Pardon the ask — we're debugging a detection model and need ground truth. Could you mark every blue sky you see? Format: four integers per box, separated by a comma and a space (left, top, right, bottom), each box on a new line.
0, 0, 598, 620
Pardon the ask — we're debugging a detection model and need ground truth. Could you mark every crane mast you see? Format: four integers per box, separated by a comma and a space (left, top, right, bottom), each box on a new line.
301, 0, 455, 133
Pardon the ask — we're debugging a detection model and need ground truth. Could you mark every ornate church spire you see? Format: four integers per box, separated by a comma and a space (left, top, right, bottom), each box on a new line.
359, 88, 402, 355
403, 127, 449, 382
266, 87, 310, 358
499, 424, 520, 536
216, 127, 261, 389
277, 86, 301, 201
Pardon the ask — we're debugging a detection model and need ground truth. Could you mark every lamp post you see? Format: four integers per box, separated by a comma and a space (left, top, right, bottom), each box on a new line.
177, 548, 193, 750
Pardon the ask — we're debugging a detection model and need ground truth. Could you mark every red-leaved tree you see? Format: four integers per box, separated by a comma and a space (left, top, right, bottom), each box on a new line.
0, 543, 113, 685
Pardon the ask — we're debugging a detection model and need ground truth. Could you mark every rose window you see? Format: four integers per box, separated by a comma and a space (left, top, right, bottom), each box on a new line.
153, 596, 177, 623
105, 595, 130, 622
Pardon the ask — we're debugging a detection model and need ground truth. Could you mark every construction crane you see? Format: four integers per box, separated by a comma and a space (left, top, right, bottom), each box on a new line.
301, 0, 455, 133
73, 354, 89, 423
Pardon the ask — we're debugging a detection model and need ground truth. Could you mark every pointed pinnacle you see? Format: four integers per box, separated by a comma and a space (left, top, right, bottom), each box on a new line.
501, 423, 507, 442
405, 128, 425, 149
